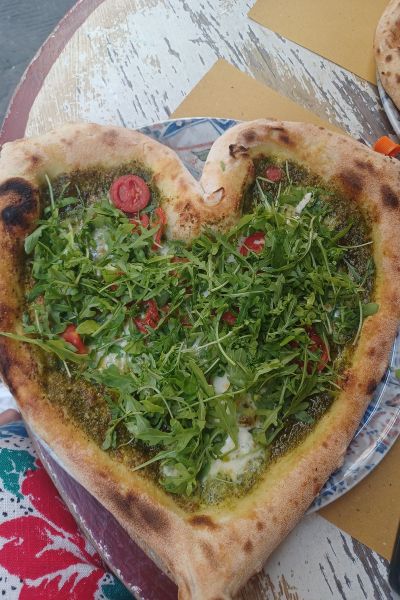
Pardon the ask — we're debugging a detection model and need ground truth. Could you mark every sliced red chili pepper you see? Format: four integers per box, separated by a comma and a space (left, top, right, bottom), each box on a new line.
265, 165, 283, 182
152, 207, 167, 249
61, 324, 88, 354
307, 327, 329, 372
130, 213, 150, 232
240, 232, 265, 256
110, 175, 150, 213
222, 311, 237, 326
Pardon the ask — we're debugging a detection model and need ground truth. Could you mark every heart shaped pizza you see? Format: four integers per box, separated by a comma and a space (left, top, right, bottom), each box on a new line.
0, 120, 399, 599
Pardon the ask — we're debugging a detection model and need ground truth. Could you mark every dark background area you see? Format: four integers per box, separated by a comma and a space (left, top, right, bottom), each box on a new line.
0, 0, 76, 126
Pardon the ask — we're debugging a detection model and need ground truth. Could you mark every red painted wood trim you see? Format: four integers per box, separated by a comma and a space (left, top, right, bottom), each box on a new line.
0, 0, 105, 147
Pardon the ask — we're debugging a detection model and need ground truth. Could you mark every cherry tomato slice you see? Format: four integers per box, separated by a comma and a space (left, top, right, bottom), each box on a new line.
181, 314, 192, 328
222, 311, 237, 326
130, 213, 150, 232
171, 256, 189, 264
265, 166, 283, 182
290, 328, 328, 373
134, 318, 148, 334
143, 299, 159, 328
61, 324, 88, 354
134, 299, 160, 333
240, 232, 265, 256
152, 207, 167, 249
110, 175, 150, 214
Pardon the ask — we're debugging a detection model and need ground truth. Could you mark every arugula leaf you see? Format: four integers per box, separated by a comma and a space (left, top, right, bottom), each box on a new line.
0, 332, 87, 363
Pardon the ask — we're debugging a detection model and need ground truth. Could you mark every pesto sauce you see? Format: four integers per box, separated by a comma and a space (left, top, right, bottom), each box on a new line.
41, 160, 164, 216
35, 163, 169, 490
197, 158, 375, 508
43, 357, 162, 482
28, 157, 375, 511
251, 157, 374, 291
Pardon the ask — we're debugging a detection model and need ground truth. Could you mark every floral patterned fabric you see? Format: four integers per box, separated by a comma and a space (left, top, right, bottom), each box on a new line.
0, 421, 132, 599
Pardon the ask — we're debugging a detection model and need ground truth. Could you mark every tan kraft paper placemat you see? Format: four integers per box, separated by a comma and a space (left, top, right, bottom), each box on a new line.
172, 59, 400, 560
248, 0, 388, 84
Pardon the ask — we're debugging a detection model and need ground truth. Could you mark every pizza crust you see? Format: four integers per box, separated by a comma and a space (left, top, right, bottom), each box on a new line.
375, 0, 400, 110
1, 120, 400, 599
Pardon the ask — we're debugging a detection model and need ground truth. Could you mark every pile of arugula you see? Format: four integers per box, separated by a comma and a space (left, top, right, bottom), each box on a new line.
13, 173, 377, 499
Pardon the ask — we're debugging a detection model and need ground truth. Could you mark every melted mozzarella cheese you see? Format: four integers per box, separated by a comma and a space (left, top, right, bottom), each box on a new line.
100, 352, 129, 371
159, 244, 170, 256
92, 228, 109, 258
161, 464, 180, 478
295, 192, 313, 215
212, 372, 230, 394
206, 427, 262, 481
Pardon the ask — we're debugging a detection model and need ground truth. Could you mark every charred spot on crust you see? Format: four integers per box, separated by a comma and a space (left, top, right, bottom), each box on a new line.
353, 159, 377, 174
176, 201, 200, 226
385, 54, 393, 62
242, 129, 257, 144
279, 132, 293, 146
0, 346, 12, 379
26, 154, 42, 168
313, 481, 322, 495
229, 144, 249, 158
0, 178, 37, 228
189, 514, 218, 529
243, 540, 253, 553
337, 170, 363, 199
256, 521, 265, 531
396, 74, 400, 84
136, 501, 170, 534
200, 541, 216, 563
367, 346, 376, 357
381, 184, 399, 208
366, 379, 377, 395
102, 129, 119, 147
113, 490, 170, 534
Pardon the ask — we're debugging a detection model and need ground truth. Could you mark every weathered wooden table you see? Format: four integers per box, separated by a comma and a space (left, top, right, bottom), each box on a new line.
0, 1, 398, 599
0, 0, 396, 144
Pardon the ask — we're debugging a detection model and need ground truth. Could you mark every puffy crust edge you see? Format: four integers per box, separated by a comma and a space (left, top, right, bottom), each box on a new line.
374, 0, 400, 111
1, 120, 400, 599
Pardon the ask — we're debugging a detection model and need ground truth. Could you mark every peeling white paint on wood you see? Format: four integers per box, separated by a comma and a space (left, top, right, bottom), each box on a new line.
240, 514, 396, 600
26, 0, 392, 143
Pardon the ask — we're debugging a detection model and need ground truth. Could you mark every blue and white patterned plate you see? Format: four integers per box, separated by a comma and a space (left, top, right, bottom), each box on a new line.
141, 117, 400, 511
377, 71, 400, 138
